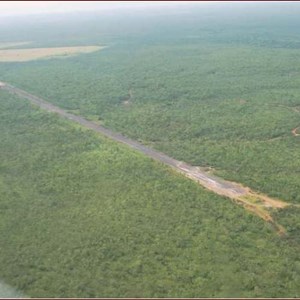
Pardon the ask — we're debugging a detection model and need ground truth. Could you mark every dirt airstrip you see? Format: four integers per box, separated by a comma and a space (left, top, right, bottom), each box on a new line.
0, 81, 296, 235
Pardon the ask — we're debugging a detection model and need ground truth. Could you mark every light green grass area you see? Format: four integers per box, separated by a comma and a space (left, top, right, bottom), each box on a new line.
0, 91, 300, 298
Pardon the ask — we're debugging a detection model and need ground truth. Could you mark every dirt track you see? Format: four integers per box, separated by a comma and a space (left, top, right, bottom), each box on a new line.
0, 81, 291, 232
0, 82, 249, 197
292, 127, 300, 136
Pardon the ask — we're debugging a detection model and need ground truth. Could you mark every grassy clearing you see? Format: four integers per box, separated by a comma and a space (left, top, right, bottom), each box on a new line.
1, 91, 300, 297
0, 46, 103, 62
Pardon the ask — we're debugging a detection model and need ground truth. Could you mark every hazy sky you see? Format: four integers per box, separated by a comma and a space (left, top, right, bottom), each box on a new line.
0, 1, 213, 16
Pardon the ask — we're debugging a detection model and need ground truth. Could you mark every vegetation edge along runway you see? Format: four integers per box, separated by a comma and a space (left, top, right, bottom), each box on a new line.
0, 81, 294, 234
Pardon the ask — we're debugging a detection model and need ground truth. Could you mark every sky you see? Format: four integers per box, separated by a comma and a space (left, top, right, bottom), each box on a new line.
0, 1, 211, 16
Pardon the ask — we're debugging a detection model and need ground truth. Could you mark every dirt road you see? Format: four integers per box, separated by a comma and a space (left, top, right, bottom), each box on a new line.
0, 81, 290, 232
0, 82, 249, 196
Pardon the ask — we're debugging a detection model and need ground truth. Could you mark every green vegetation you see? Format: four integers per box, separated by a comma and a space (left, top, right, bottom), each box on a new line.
1, 4, 300, 205
1, 91, 300, 297
1, 3, 300, 297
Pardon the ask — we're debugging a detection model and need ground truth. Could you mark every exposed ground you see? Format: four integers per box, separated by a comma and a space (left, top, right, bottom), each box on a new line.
292, 127, 300, 136
0, 46, 104, 62
122, 89, 133, 106
1, 81, 295, 234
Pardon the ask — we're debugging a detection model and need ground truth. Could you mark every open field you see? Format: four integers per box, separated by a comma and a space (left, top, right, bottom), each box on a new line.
1, 90, 300, 297
0, 46, 103, 62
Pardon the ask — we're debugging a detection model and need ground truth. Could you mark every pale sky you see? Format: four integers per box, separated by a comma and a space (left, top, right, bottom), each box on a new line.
0, 1, 214, 16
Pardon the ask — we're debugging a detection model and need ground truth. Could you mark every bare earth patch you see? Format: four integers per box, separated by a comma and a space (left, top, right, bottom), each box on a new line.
178, 162, 292, 235
292, 127, 300, 136
0, 46, 104, 62
123, 100, 131, 106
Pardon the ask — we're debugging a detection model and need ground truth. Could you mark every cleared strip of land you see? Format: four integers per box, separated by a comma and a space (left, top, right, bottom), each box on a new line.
0, 81, 292, 233
0, 46, 104, 62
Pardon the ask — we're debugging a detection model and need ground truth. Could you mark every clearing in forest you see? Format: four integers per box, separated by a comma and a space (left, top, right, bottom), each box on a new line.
0, 45, 104, 62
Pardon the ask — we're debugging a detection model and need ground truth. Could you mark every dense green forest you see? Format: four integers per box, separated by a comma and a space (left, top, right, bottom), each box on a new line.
1, 3, 300, 204
0, 91, 300, 297
1, 3, 300, 297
